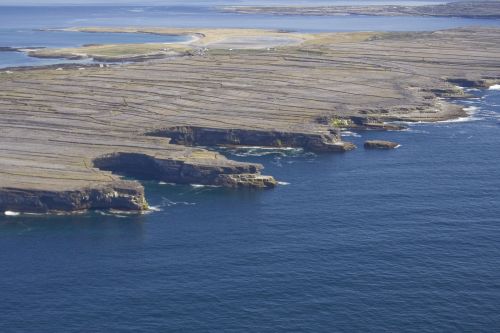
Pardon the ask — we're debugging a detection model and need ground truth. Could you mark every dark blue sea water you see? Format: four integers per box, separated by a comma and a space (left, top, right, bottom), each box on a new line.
1, 86, 499, 331
1, 2, 500, 332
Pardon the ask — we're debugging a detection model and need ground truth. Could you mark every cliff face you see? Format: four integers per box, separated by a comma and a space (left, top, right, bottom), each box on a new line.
93, 152, 277, 188
0, 150, 277, 213
0, 181, 147, 214
1, 27, 500, 214
147, 127, 355, 152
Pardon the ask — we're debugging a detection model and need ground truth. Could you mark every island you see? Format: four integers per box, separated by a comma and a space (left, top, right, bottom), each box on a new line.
1, 27, 499, 213
220, 1, 500, 18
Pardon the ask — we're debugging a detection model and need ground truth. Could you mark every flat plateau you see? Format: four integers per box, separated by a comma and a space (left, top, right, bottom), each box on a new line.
1, 27, 499, 213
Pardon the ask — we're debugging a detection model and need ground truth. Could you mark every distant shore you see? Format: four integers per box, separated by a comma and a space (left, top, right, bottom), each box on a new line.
25, 28, 305, 62
220, 1, 500, 19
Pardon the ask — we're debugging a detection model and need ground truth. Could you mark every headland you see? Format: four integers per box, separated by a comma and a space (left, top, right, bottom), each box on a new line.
1, 26, 499, 213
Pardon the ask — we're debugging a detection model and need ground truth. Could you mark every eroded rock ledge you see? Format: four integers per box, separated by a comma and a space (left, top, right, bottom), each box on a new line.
0, 181, 147, 214
93, 152, 277, 189
1, 27, 500, 214
147, 127, 355, 152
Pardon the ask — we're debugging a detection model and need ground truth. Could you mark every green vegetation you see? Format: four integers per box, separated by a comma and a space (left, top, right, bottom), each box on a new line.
330, 118, 351, 128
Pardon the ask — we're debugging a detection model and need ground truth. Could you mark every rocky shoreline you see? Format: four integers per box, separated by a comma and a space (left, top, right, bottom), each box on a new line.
147, 127, 356, 152
1, 27, 499, 214
0, 181, 148, 214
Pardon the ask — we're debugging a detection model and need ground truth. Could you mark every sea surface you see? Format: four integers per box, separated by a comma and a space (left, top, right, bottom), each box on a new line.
1, 3, 500, 332
0, 30, 187, 68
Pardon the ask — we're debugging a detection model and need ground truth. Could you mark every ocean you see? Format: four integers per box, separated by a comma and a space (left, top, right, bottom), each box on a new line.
1, 3, 500, 332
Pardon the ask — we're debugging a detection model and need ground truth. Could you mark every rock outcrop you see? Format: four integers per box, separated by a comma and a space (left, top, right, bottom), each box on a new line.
364, 140, 400, 149
1, 27, 500, 213
0, 181, 147, 214
93, 152, 276, 188
147, 126, 355, 153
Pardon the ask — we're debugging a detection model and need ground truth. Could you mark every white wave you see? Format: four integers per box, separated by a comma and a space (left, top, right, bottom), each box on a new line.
128, 8, 144, 13
225, 146, 303, 152
158, 181, 176, 185
277, 181, 290, 185
148, 205, 163, 212
225, 146, 304, 157
403, 128, 429, 134
463, 106, 479, 114
4, 211, 20, 216
233, 152, 280, 157
157, 197, 196, 208
95, 209, 138, 217
402, 114, 481, 125
488, 84, 500, 90
436, 116, 482, 123
106, 212, 128, 218
430, 106, 483, 123
189, 184, 221, 189
395, 145, 402, 149
341, 131, 361, 137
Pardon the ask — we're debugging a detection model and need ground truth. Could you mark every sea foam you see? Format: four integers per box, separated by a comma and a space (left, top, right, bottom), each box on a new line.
148, 205, 163, 212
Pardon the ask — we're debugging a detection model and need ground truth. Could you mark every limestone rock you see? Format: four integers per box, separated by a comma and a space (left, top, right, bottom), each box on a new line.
364, 140, 399, 149
0, 181, 147, 214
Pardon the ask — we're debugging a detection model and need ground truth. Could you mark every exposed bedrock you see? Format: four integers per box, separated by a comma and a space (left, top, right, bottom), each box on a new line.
364, 140, 400, 149
2, 27, 500, 214
92, 152, 277, 188
0, 181, 147, 214
446, 78, 498, 89
147, 126, 356, 152
318, 115, 408, 131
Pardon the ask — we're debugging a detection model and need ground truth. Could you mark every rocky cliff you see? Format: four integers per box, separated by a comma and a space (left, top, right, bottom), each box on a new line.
0, 181, 147, 214
1, 27, 499, 213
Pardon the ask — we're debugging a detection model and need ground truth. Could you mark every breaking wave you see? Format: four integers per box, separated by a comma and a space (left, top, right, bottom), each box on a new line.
341, 131, 361, 137
218, 146, 304, 157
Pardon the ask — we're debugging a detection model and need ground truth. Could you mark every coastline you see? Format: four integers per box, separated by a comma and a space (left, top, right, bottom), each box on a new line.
219, 1, 500, 18
1, 27, 499, 214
